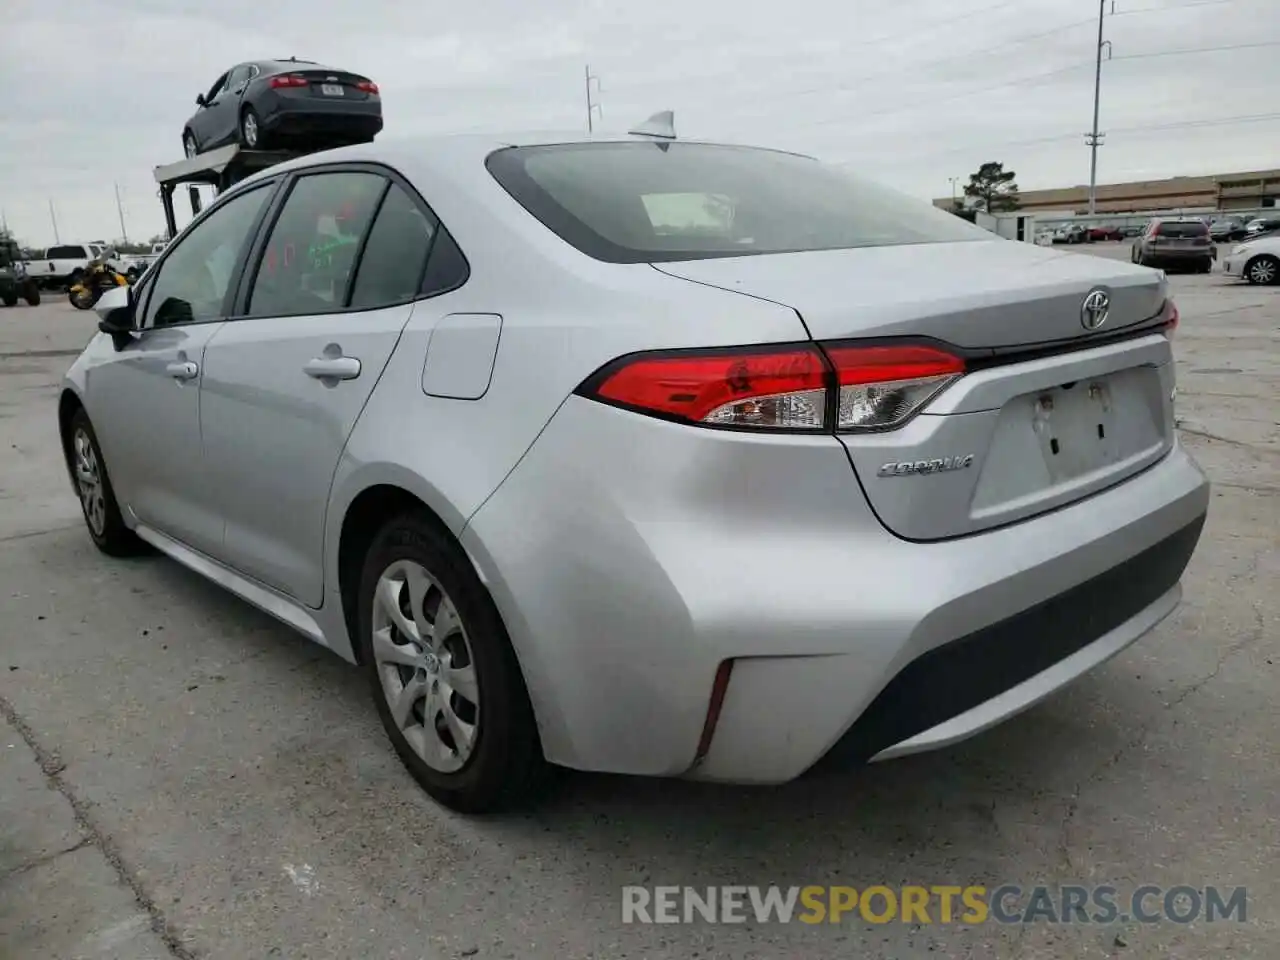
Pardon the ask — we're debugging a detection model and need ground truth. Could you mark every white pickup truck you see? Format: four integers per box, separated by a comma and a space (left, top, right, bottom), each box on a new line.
24, 242, 128, 289
119, 241, 168, 281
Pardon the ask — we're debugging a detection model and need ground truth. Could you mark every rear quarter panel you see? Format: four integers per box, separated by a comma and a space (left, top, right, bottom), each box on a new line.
323, 150, 811, 593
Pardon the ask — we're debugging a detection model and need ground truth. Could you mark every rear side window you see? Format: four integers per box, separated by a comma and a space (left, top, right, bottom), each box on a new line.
246, 171, 385, 317
1156, 222, 1208, 238
348, 183, 437, 309
47, 245, 87, 259
486, 142, 990, 264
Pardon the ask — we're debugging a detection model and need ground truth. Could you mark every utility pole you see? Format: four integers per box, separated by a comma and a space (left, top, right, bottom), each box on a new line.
584, 64, 602, 133
1086, 0, 1113, 215
949, 177, 961, 208
48, 199, 60, 243
114, 182, 129, 245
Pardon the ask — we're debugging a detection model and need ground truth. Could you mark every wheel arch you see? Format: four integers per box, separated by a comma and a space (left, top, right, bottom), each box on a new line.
57, 388, 85, 491
335, 481, 480, 667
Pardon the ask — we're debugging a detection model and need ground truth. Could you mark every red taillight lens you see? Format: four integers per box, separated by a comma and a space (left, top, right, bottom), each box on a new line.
823, 344, 966, 431
356, 80, 379, 94
580, 342, 966, 433
269, 74, 309, 88
1161, 299, 1179, 338
590, 345, 829, 430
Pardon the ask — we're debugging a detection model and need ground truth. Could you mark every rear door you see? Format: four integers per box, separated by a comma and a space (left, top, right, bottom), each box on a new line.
198, 165, 442, 607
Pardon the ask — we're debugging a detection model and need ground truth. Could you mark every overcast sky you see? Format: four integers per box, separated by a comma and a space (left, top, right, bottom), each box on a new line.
2, 0, 1277, 246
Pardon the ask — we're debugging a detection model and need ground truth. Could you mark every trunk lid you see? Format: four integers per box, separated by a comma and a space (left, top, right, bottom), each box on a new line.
655, 240, 1176, 541
652, 239, 1166, 348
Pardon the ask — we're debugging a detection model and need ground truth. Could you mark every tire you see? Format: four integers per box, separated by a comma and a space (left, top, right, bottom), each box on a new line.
1198, 259, 1213, 274
66, 409, 147, 557
68, 288, 94, 310
239, 107, 265, 149
1244, 254, 1280, 285
1, 291, 16, 308
183, 130, 199, 158
357, 511, 550, 814
22, 281, 39, 306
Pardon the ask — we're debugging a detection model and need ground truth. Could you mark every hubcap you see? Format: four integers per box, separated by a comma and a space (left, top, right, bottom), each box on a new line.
243, 114, 258, 146
1251, 260, 1276, 283
73, 429, 106, 537
371, 560, 479, 773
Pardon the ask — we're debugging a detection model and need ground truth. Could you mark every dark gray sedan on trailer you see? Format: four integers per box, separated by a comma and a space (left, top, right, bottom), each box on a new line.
181, 58, 382, 157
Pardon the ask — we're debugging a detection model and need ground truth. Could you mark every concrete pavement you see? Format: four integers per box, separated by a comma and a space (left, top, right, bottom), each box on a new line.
0, 252, 1276, 959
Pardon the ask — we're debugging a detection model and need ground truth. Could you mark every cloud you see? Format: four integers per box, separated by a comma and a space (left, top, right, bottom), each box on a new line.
2, 0, 1277, 244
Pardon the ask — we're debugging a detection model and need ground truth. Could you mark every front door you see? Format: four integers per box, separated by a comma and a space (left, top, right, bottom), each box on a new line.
199, 168, 446, 607
87, 180, 276, 556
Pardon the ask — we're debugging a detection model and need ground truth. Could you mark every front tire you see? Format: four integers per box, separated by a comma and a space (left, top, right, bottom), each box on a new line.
1245, 254, 1279, 285
67, 410, 147, 556
357, 511, 549, 813
1, 290, 16, 307
22, 281, 39, 306
239, 107, 265, 149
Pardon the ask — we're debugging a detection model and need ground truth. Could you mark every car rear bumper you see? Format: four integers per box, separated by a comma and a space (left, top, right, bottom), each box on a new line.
257, 91, 383, 139
1143, 247, 1214, 262
462, 396, 1210, 783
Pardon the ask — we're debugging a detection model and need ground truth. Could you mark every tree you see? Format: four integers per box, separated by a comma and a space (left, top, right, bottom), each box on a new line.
963, 162, 1020, 213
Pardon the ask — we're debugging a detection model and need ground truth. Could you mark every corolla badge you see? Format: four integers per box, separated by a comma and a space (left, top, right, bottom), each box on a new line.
877, 455, 975, 478
1081, 288, 1111, 330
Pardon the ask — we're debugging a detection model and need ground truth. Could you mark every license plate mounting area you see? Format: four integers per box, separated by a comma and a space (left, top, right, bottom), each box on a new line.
1031, 378, 1119, 483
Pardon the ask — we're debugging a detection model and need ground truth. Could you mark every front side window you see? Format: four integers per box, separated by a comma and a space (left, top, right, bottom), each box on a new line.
245, 171, 385, 317
486, 142, 991, 264
141, 184, 272, 329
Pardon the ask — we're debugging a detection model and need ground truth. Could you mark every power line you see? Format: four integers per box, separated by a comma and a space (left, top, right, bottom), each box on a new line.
842, 111, 1280, 163
1112, 39, 1280, 60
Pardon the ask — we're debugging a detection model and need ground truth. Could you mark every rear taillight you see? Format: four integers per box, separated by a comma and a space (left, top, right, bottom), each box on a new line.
269, 74, 309, 88
579, 342, 966, 433
356, 80, 379, 94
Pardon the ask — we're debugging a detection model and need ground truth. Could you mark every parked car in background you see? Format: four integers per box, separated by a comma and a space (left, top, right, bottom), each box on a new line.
1244, 217, 1280, 239
1121, 224, 1146, 238
1130, 218, 1214, 272
1087, 225, 1123, 242
1209, 218, 1247, 243
59, 130, 1205, 813
1221, 233, 1280, 285
1052, 224, 1087, 244
181, 58, 383, 157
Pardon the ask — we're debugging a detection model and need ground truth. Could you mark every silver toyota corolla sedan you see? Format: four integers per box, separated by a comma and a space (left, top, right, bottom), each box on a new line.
59, 128, 1209, 813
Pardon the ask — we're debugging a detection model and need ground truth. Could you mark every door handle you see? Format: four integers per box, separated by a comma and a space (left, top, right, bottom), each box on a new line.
166, 360, 199, 381
303, 356, 361, 381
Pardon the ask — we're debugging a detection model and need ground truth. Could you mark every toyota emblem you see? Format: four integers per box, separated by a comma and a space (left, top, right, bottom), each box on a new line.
1081, 289, 1110, 330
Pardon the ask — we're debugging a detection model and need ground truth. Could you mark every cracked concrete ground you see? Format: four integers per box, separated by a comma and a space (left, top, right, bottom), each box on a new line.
0, 249, 1276, 959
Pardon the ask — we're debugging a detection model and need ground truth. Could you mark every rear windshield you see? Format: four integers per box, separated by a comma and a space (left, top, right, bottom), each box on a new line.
485, 142, 990, 263
1156, 222, 1208, 238
46, 245, 87, 258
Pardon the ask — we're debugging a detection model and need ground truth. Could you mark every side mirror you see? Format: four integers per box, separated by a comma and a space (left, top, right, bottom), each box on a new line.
95, 286, 136, 350
195, 93, 206, 107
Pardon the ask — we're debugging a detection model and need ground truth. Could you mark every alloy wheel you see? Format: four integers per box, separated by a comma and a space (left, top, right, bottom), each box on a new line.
1248, 258, 1277, 285
242, 113, 259, 148
371, 559, 480, 773
73, 428, 106, 537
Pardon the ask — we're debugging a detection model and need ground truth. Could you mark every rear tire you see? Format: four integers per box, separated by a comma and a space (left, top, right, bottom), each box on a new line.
357, 511, 551, 814
1, 291, 16, 307
22, 281, 39, 306
1245, 254, 1280, 285
67, 410, 148, 557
